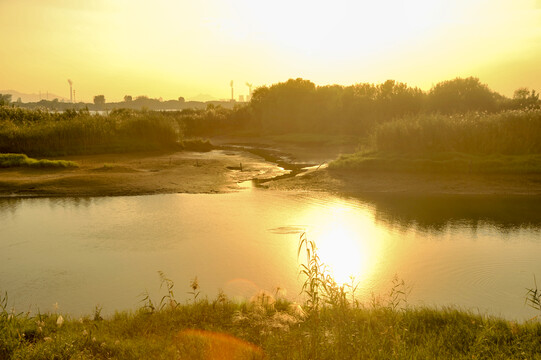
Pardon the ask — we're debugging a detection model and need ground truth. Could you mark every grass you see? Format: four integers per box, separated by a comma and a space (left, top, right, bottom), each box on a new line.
267, 133, 358, 147
330, 151, 541, 173
2, 234, 541, 359
0, 108, 182, 157
331, 109, 541, 173
0, 153, 79, 168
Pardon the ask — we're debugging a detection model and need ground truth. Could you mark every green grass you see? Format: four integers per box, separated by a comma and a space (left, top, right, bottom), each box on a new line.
2, 234, 541, 359
330, 151, 541, 173
331, 109, 541, 173
0, 108, 182, 157
0, 153, 78, 168
372, 109, 541, 155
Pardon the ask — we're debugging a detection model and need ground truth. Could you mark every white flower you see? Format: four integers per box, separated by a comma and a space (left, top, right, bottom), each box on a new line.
56, 315, 64, 327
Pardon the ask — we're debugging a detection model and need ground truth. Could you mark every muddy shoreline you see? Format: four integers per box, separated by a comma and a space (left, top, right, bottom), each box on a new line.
1, 141, 541, 197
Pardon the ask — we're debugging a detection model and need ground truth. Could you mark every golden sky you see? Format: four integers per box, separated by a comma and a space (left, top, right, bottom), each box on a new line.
1, 0, 540, 102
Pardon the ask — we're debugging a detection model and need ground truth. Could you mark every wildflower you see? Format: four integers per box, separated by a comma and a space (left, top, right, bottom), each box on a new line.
82, 329, 88, 336
53, 302, 59, 312
44, 337, 53, 342
56, 315, 64, 327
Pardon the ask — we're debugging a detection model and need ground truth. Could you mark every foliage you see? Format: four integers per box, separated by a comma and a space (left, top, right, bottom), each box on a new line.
0, 94, 12, 106
2, 274, 541, 359
426, 77, 500, 113
526, 277, 541, 314
0, 107, 182, 156
331, 109, 541, 173
0, 153, 79, 168
93, 95, 105, 106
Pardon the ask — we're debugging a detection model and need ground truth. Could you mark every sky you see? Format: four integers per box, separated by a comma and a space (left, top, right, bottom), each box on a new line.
1, 0, 540, 103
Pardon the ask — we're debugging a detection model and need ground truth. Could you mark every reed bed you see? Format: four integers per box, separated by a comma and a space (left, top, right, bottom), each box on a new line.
0, 108, 182, 156
331, 109, 541, 173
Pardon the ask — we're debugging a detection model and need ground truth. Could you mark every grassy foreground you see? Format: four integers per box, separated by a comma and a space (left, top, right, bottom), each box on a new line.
2, 237, 541, 359
2, 287, 541, 359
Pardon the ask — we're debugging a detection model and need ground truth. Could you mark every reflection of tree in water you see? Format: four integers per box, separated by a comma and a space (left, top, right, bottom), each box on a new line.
47, 197, 96, 210
359, 194, 541, 233
0, 197, 98, 217
0, 198, 22, 216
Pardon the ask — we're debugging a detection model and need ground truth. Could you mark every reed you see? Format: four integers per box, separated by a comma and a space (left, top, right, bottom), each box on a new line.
0, 108, 182, 156
331, 109, 541, 173
2, 237, 541, 359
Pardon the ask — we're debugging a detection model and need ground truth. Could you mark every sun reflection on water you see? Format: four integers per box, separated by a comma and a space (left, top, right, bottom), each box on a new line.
308, 204, 383, 287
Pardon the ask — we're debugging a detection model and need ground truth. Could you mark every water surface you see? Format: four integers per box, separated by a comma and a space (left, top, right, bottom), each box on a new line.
0, 189, 540, 320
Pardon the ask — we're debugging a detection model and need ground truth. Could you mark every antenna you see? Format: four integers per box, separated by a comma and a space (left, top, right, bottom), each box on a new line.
230, 80, 234, 101
67, 79, 73, 103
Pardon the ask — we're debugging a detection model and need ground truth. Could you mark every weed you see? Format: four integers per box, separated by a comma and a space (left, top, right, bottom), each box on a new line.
188, 276, 201, 303
158, 271, 178, 310
526, 276, 541, 314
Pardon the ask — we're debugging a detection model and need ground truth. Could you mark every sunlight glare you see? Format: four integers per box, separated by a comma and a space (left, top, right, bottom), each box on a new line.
311, 205, 381, 286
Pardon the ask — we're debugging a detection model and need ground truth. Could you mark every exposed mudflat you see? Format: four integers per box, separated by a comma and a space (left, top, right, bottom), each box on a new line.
0, 149, 287, 197
1, 140, 540, 197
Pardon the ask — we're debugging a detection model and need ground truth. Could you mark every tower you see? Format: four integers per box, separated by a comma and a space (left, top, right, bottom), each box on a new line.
67, 79, 73, 103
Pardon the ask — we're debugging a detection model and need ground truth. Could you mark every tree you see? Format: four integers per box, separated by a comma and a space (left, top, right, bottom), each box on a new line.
124, 95, 132, 102
427, 77, 498, 113
511, 87, 540, 109
178, 96, 185, 103
0, 93, 12, 106
93, 95, 106, 106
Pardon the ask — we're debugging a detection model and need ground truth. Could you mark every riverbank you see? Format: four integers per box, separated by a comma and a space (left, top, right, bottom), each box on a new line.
2, 138, 541, 197
264, 167, 541, 196
3, 295, 541, 359
0, 149, 287, 197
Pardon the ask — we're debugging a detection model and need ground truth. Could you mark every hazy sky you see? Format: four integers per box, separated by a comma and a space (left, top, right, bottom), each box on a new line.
1, 0, 540, 102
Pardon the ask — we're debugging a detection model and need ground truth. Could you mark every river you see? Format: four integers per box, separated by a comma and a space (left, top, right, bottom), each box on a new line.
1, 185, 540, 320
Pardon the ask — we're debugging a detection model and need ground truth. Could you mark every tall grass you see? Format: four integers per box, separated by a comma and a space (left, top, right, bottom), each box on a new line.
0, 108, 182, 156
2, 234, 541, 359
372, 109, 541, 155
331, 109, 541, 173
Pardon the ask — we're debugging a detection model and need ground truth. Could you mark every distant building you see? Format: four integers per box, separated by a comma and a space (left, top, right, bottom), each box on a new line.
239, 95, 245, 102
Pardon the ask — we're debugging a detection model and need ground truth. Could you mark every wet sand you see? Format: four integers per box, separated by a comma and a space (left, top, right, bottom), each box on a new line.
263, 167, 541, 196
1, 141, 540, 197
0, 149, 287, 197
